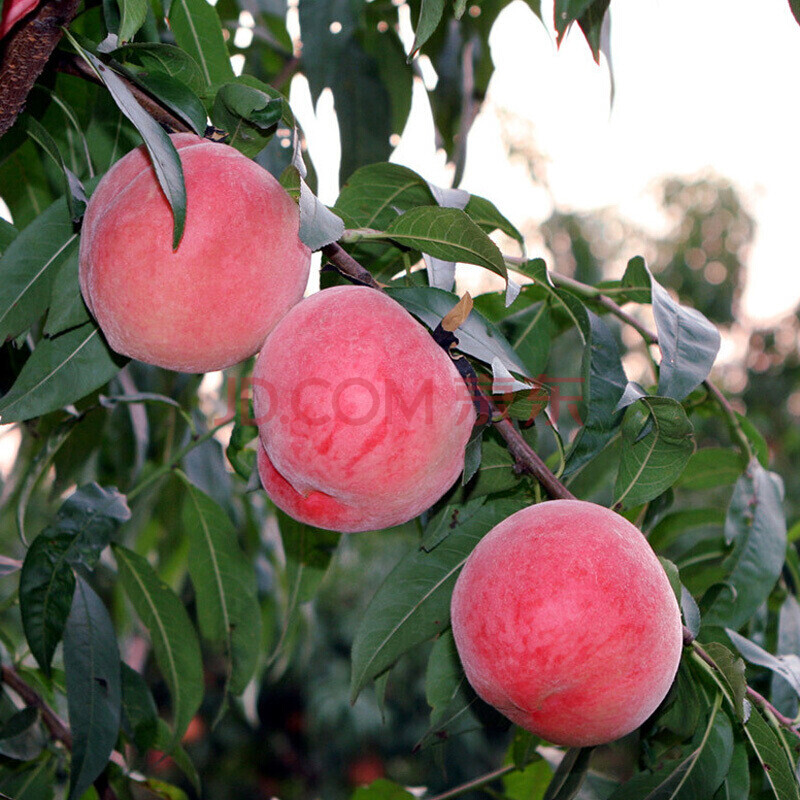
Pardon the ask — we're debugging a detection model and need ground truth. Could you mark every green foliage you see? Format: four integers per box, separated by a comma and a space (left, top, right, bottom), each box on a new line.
0, 1, 797, 798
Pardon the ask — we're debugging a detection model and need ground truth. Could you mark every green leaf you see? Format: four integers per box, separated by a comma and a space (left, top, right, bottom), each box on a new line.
0, 196, 78, 343
554, 0, 595, 39
384, 207, 508, 283
112, 545, 204, 745
640, 261, 720, 401
211, 79, 291, 158
331, 43, 394, 183
411, 0, 445, 55
0, 321, 125, 423
63, 576, 121, 800
614, 397, 694, 508
577, 0, 610, 62
335, 162, 435, 230
418, 628, 484, 748
117, 0, 147, 42
44, 249, 88, 336
648, 508, 725, 551
20, 484, 130, 674
675, 448, 745, 490
350, 497, 526, 700
726, 628, 800, 701
125, 68, 207, 135
542, 747, 592, 800
112, 43, 206, 93
0, 757, 55, 800
701, 642, 747, 721
564, 306, 628, 475
271, 511, 341, 663
463, 194, 525, 250
350, 780, 414, 799
385, 285, 530, 377
180, 478, 261, 695
790, 0, 800, 28
152, 718, 201, 793
0, 218, 18, 256
742, 705, 800, 800
504, 757, 551, 800
22, 117, 86, 223
168, 0, 234, 86
703, 460, 786, 629
70, 42, 187, 249
120, 663, 158, 752
506, 301, 552, 378
466, 438, 520, 497
0, 707, 45, 761
773, 595, 800, 717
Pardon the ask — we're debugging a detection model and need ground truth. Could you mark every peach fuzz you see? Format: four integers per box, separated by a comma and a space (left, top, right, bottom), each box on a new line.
451, 500, 683, 747
0, 0, 39, 37
254, 286, 477, 533
79, 133, 310, 373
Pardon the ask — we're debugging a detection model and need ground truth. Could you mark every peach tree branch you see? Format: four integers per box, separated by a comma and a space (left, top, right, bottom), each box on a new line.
0, 0, 82, 137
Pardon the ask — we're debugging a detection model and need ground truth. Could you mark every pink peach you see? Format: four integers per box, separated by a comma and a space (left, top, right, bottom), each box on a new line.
79, 133, 310, 373
254, 286, 476, 532
0, 0, 39, 37
451, 500, 683, 746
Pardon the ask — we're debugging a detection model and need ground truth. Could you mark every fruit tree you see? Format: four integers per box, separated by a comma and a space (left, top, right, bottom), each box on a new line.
0, 1, 799, 799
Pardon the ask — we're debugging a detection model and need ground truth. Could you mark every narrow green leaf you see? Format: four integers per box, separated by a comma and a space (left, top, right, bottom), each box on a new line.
676, 448, 745, 490
0, 757, 55, 800
0, 707, 44, 761
120, 663, 158, 752
168, 0, 234, 86
113, 545, 203, 745
64, 576, 121, 800
0, 219, 18, 256
350, 497, 526, 700
0, 196, 77, 342
212, 82, 284, 157
543, 747, 592, 800
703, 460, 786, 629
117, 0, 147, 42
614, 397, 694, 508
20, 484, 130, 674
22, 117, 86, 222
43, 248, 88, 336
726, 629, 800, 701
742, 705, 800, 800
554, 0, 594, 39
0, 321, 125, 423
564, 307, 628, 475
180, 478, 261, 695
112, 43, 206, 93
70, 42, 187, 248
125, 68, 207, 135
411, 0, 445, 55
385, 207, 508, 283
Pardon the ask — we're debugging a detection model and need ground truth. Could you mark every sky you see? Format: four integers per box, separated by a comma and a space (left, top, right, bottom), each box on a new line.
292, 0, 800, 323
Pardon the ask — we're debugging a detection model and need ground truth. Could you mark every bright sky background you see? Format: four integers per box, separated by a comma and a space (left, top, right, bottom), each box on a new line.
292, 0, 800, 324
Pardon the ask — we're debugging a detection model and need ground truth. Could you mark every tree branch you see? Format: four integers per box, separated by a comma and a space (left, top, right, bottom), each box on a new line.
0, 0, 82, 136
321, 245, 576, 500
0, 664, 72, 748
1, 663, 124, 797
54, 52, 192, 133
427, 763, 515, 800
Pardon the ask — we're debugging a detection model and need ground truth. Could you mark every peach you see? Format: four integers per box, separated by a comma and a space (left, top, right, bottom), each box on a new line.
253, 286, 476, 532
451, 500, 683, 746
0, 0, 39, 37
79, 133, 310, 373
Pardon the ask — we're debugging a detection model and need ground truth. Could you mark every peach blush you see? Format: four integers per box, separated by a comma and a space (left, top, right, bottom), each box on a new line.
451, 499, 683, 746
253, 286, 477, 532
79, 133, 310, 373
